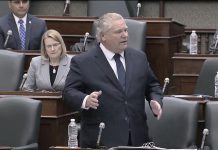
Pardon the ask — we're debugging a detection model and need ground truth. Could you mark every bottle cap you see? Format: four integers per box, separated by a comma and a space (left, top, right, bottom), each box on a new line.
71, 119, 75, 122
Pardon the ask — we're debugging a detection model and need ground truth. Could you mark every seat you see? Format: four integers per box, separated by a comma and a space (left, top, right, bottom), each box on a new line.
87, 1, 138, 17
91, 19, 146, 52
125, 19, 146, 52
204, 101, 218, 150
145, 96, 199, 149
0, 50, 25, 91
0, 96, 42, 150
194, 58, 218, 97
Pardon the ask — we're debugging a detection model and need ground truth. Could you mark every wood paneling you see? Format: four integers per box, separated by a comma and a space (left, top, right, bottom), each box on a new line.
172, 53, 218, 94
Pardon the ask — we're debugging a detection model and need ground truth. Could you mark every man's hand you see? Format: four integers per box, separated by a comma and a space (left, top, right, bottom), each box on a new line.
85, 90, 102, 109
150, 100, 162, 120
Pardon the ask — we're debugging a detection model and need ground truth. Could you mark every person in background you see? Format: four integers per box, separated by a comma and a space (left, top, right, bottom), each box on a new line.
63, 13, 163, 148
0, 0, 47, 50
23, 29, 72, 91
209, 29, 218, 54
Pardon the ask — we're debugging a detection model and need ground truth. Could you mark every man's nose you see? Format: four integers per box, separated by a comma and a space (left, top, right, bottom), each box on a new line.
122, 31, 128, 37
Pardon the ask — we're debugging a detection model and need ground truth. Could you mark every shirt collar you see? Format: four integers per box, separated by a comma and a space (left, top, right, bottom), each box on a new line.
13, 14, 27, 25
100, 43, 125, 60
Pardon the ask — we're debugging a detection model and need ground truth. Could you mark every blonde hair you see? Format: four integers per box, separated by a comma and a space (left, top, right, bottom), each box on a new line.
40, 29, 67, 59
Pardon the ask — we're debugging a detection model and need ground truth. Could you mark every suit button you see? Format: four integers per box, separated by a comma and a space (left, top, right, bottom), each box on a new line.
125, 117, 128, 121
125, 101, 128, 105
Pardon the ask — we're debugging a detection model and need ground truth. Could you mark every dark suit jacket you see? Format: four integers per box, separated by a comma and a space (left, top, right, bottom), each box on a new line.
0, 13, 47, 50
63, 45, 163, 148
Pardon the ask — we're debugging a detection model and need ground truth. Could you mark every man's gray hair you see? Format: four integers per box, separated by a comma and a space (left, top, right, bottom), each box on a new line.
95, 13, 124, 42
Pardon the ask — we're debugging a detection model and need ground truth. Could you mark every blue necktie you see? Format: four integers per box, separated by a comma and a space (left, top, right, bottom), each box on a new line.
114, 54, 126, 90
18, 19, 26, 50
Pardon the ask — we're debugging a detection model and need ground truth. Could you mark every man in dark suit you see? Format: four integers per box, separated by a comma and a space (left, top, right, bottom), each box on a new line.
63, 13, 163, 148
0, 0, 47, 50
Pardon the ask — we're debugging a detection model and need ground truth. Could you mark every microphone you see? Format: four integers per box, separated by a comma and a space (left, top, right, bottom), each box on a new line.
136, 3, 141, 17
63, 0, 70, 16
4, 30, 12, 49
82, 32, 89, 52
19, 73, 28, 91
162, 77, 170, 94
96, 122, 105, 148
200, 128, 209, 150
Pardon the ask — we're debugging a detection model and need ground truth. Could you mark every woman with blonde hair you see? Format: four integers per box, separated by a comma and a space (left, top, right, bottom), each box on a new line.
23, 29, 72, 91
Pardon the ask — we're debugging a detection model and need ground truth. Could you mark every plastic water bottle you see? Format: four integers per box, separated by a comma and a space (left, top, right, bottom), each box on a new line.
215, 72, 218, 98
189, 30, 198, 54
68, 119, 78, 148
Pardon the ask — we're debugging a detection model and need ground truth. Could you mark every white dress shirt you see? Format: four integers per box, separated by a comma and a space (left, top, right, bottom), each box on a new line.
81, 43, 126, 109
13, 14, 27, 34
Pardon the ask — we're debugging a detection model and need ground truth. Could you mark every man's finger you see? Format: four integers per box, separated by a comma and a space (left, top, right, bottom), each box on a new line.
97, 90, 102, 96
157, 109, 162, 120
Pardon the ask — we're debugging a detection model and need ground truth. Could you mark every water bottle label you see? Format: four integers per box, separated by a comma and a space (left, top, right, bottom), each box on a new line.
68, 119, 78, 148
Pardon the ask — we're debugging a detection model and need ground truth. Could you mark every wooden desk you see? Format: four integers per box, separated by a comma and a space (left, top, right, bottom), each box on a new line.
172, 53, 218, 94
38, 16, 185, 89
0, 91, 79, 150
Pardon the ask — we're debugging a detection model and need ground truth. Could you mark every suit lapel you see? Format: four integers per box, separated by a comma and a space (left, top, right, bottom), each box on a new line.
94, 47, 124, 91
41, 59, 52, 89
8, 14, 20, 49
